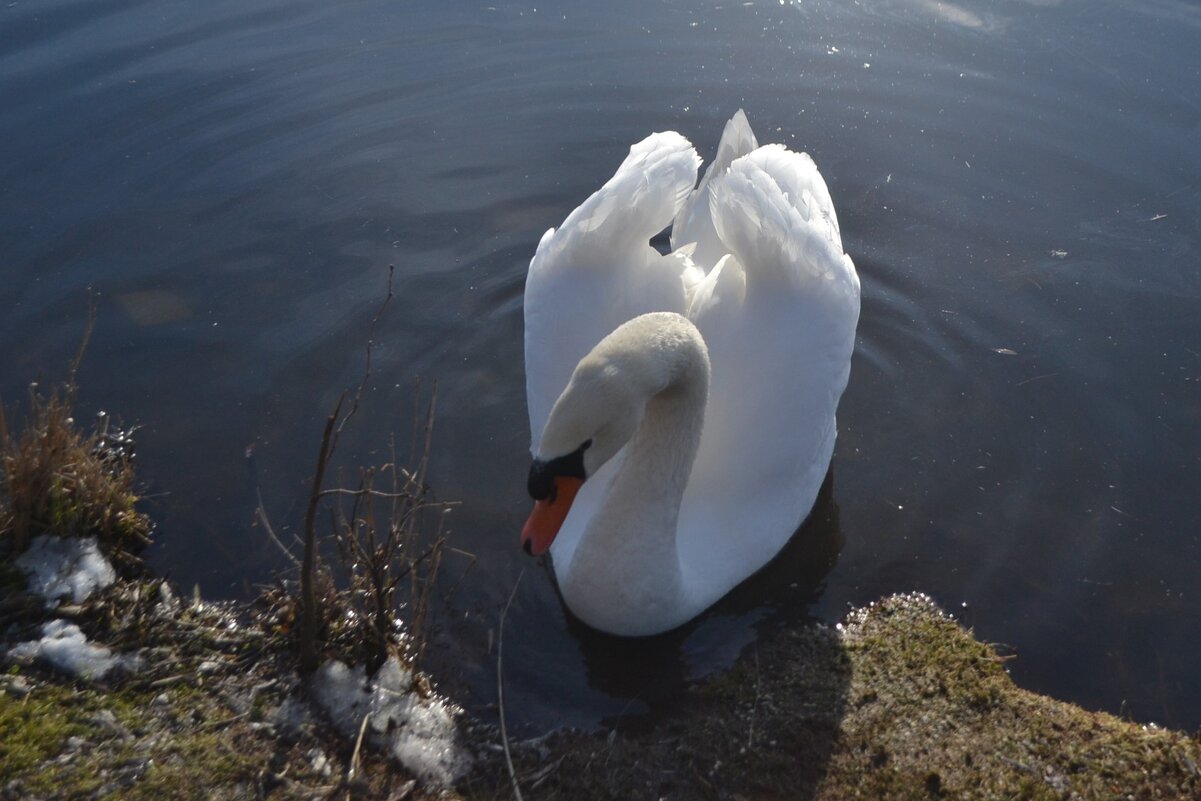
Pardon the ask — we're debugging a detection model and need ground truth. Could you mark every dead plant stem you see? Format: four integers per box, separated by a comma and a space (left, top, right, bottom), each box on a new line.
300, 394, 345, 676
498, 570, 525, 801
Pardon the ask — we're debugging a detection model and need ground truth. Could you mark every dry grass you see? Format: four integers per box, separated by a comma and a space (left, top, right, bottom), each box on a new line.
0, 310, 151, 563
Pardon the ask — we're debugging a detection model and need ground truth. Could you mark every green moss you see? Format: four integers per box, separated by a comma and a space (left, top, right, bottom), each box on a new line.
695, 654, 756, 702
0, 683, 92, 781
0, 678, 273, 800
846, 610, 1007, 711
819, 594, 1201, 800
6, 588, 1198, 801
124, 731, 262, 801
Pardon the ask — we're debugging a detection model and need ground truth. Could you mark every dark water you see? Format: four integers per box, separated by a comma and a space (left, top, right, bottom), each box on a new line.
3, 0, 1199, 733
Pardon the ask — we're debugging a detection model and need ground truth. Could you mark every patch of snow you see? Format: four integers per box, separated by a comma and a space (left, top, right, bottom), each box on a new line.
15, 535, 115, 608
311, 657, 469, 786
8, 620, 141, 680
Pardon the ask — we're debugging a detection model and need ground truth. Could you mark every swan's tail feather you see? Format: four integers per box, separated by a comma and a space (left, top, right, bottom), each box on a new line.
687, 253, 746, 321
710, 144, 854, 297
671, 110, 759, 267
540, 132, 700, 267
712, 110, 760, 177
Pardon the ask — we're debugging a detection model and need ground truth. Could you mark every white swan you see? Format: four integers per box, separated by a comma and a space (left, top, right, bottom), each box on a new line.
522, 111, 860, 636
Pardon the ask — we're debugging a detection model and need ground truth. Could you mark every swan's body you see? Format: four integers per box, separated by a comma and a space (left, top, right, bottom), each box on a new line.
523, 112, 860, 636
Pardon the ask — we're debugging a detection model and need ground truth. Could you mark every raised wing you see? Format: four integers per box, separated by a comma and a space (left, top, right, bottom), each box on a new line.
712, 144, 850, 294
679, 142, 860, 586
524, 132, 701, 454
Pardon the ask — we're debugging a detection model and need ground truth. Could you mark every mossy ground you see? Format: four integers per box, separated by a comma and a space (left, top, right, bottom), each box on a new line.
4, 583, 1198, 800
0, 671, 418, 801
0, 580, 439, 801
823, 595, 1200, 800
468, 594, 1201, 801
1, 678, 258, 800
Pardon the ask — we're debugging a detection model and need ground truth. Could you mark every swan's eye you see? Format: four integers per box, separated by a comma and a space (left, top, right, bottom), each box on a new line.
528, 460, 554, 501
527, 439, 591, 501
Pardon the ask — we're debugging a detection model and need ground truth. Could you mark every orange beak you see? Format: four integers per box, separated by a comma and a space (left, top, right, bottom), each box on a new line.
521, 476, 583, 556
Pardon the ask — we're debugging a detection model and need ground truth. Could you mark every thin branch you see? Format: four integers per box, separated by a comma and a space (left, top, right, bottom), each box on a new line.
67, 288, 98, 401
347, 712, 371, 786
498, 570, 525, 801
300, 393, 345, 675
255, 489, 299, 567
747, 645, 761, 750
439, 547, 478, 606
392, 541, 444, 584
418, 381, 438, 483
335, 265, 395, 440
316, 487, 429, 501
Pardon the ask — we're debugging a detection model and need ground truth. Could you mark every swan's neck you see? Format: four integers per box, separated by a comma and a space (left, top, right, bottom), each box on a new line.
562, 337, 708, 635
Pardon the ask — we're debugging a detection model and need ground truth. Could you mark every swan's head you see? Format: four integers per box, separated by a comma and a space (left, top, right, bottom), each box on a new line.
521, 355, 646, 556
522, 312, 707, 556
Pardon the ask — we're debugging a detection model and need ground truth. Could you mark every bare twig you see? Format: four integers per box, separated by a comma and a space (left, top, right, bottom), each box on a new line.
66, 288, 98, 401
498, 571, 526, 801
748, 645, 761, 750
300, 394, 345, 676
347, 712, 371, 786
334, 265, 395, 441
1017, 371, 1059, 387
255, 489, 299, 567
199, 711, 251, 732
438, 547, 478, 606
316, 487, 439, 501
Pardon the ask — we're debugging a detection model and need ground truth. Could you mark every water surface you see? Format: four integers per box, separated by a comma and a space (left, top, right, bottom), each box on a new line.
2, 0, 1199, 733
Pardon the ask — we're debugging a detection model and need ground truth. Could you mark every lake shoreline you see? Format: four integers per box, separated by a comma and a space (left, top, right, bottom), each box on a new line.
3, 562, 1198, 800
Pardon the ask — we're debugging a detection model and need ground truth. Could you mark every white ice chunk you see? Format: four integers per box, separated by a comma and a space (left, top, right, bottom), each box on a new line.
15, 535, 116, 608
8, 620, 140, 680
311, 657, 468, 786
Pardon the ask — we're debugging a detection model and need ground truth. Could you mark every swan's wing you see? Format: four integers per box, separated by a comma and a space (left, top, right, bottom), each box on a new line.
524, 131, 700, 454
711, 144, 848, 289
670, 110, 759, 271
680, 143, 860, 591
